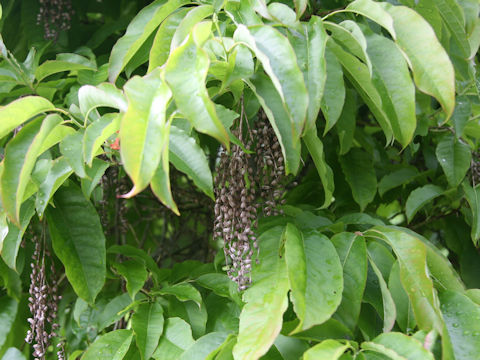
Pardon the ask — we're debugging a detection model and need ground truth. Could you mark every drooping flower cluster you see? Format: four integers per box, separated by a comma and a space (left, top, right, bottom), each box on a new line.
25, 235, 64, 360
37, 0, 74, 41
214, 111, 287, 290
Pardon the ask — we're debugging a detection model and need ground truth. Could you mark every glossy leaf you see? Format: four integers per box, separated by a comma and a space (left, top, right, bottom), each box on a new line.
78, 83, 127, 119
108, 0, 188, 82
233, 227, 289, 360
132, 301, 164, 360
39, 124, 75, 155
302, 340, 349, 360
440, 290, 480, 360
381, 3, 455, 120
164, 22, 229, 148
113, 259, 148, 299
303, 127, 334, 208
120, 69, 172, 196
0, 96, 55, 140
1, 114, 61, 223
346, 0, 396, 38
462, 182, 480, 245
340, 148, 377, 211
82, 329, 133, 360
234, 24, 308, 137
321, 44, 345, 133
365, 32, 416, 147
362, 332, 434, 360
179, 332, 229, 360
388, 261, 415, 332
153, 317, 195, 360
248, 75, 301, 174
83, 113, 121, 166
169, 125, 213, 199
435, 0, 470, 58
378, 167, 418, 197
46, 183, 106, 303
436, 134, 471, 187
35, 54, 96, 83
331, 232, 367, 332
157, 283, 202, 308
1, 348, 26, 360
405, 184, 444, 222
151, 146, 179, 215
81, 158, 109, 199
60, 130, 87, 178
170, 5, 213, 50
97, 293, 132, 331
336, 89, 356, 155
0, 296, 17, 349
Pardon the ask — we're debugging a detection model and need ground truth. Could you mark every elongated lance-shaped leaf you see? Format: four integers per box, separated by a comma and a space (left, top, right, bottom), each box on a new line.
247, 75, 301, 175
46, 183, 106, 304
234, 24, 308, 137
132, 301, 164, 360
148, 8, 190, 71
0, 296, 18, 349
1, 114, 61, 223
303, 127, 334, 208
170, 5, 213, 50
434, 0, 470, 58
345, 0, 396, 38
83, 113, 121, 166
328, 39, 393, 144
39, 124, 75, 155
233, 226, 289, 360
108, 0, 189, 82
288, 16, 327, 132
366, 227, 444, 333
78, 83, 127, 121
365, 32, 416, 148
303, 340, 350, 360
436, 133, 471, 187
164, 22, 229, 149
406, 184, 444, 223
0, 96, 55, 140
81, 158, 110, 199
462, 181, 480, 246
362, 332, 434, 360
321, 46, 345, 133
380, 2, 455, 120
120, 69, 172, 197
35, 54, 96, 83
169, 125, 213, 199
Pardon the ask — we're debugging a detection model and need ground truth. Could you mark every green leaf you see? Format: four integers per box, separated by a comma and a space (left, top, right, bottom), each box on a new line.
113, 259, 148, 300
148, 8, 190, 71
35, 54, 96, 83
108, 0, 188, 82
288, 16, 327, 131
164, 22, 229, 148
340, 148, 377, 211
331, 232, 367, 332
434, 0, 470, 58
1, 114, 61, 223
302, 340, 349, 360
381, 3, 455, 120
378, 167, 418, 197
81, 158, 109, 199
368, 256, 396, 332
233, 226, 289, 360
120, 69, 172, 196
320, 46, 345, 133
179, 332, 229, 360
1, 348, 26, 360
440, 290, 480, 360
78, 83, 127, 120
170, 5, 213, 50
234, 24, 308, 137
152, 317, 195, 360
346, 0, 396, 38
336, 89, 356, 155
151, 141, 179, 215
365, 32, 416, 147
405, 184, 444, 222
0, 96, 55, 140
303, 127, 334, 208
46, 183, 106, 303
1, 199, 35, 270
39, 124, 75, 155
286, 228, 343, 333
0, 296, 17, 349
169, 125, 213, 199
82, 329, 133, 360
35, 157, 72, 217
248, 74, 301, 174
328, 40, 392, 142
388, 261, 415, 333
436, 134, 471, 187
157, 283, 203, 308
366, 227, 443, 332
132, 301, 164, 360
83, 113, 121, 166
462, 182, 480, 245
362, 332, 434, 360
60, 130, 87, 178
97, 293, 132, 331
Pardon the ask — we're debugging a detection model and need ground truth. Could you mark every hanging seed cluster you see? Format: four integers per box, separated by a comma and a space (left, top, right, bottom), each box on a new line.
471, 151, 480, 185
37, 0, 74, 41
214, 112, 287, 290
26, 236, 65, 360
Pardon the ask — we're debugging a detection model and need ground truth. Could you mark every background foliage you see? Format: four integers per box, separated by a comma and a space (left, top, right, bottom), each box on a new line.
0, 0, 479, 359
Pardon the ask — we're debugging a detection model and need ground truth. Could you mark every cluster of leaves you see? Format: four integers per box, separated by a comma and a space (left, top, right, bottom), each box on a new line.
0, 0, 479, 359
